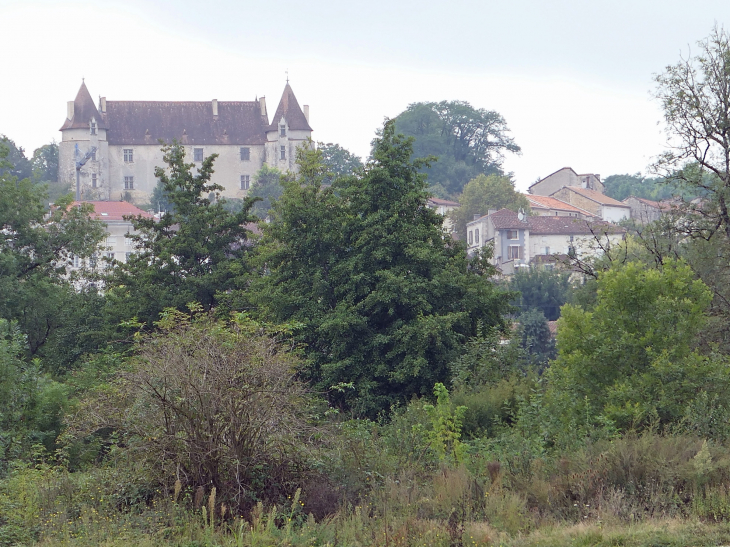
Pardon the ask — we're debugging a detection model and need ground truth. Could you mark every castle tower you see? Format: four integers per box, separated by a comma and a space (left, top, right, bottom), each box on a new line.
59, 81, 111, 199
265, 83, 312, 171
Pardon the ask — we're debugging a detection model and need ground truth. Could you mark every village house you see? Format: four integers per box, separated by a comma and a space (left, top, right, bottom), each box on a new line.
528, 167, 604, 196
427, 197, 460, 232
621, 196, 671, 224
524, 194, 596, 220
466, 209, 625, 275
550, 186, 631, 223
59, 81, 312, 203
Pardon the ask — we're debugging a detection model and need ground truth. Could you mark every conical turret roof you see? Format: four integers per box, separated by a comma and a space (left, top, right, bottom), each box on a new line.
267, 83, 312, 132
60, 81, 108, 131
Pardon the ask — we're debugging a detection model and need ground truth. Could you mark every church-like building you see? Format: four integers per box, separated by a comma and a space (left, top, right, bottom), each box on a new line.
59, 81, 312, 202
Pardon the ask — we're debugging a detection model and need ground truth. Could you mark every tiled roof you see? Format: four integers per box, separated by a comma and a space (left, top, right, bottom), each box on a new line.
428, 197, 460, 207
267, 84, 312, 132
102, 101, 270, 146
71, 201, 153, 221
558, 187, 630, 207
60, 82, 108, 131
488, 208, 529, 229
528, 216, 625, 235
525, 194, 595, 216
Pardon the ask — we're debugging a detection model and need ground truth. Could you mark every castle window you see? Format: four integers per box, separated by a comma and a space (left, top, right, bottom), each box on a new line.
194, 148, 204, 162
90, 121, 97, 135
280, 146, 286, 160
124, 176, 134, 190
280, 124, 286, 137
240, 147, 250, 161
92, 174, 97, 188
240, 175, 250, 190
124, 149, 134, 162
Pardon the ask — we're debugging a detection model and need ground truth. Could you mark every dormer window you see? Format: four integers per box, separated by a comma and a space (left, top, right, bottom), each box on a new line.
280, 124, 286, 137
90, 120, 97, 135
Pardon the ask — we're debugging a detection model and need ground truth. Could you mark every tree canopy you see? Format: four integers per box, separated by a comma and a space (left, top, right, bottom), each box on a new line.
317, 141, 363, 185
391, 101, 521, 197
255, 121, 513, 415
450, 174, 530, 237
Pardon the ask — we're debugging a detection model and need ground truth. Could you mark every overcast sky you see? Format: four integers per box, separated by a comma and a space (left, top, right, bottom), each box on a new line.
1, 0, 729, 191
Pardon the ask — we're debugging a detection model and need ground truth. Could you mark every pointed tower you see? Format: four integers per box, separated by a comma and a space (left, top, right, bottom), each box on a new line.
265, 83, 312, 171
59, 81, 110, 198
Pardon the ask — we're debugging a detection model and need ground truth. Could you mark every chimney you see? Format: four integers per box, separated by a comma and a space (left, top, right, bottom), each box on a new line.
303, 105, 309, 123
473, 214, 481, 221
259, 96, 267, 117
67, 101, 74, 120
212, 99, 218, 116
99, 97, 106, 113
488, 209, 497, 216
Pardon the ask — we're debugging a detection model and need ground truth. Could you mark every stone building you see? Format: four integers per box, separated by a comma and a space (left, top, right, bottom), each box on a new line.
528, 167, 603, 196
59, 81, 312, 203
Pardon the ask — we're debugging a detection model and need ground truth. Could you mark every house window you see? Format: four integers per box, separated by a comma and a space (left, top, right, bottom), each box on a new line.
91, 174, 97, 188
475, 229, 480, 244
280, 124, 286, 137
124, 149, 134, 162
91, 149, 97, 161
543, 246, 550, 255
507, 230, 518, 240
508, 245, 521, 260
89, 254, 98, 268
240, 175, 250, 190
106, 236, 116, 246
90, 121, 97, 135
468, 231, 473, 245
124, 236, 134, 246
280, 146, 286, 160
124, 176, 134, 190
105, 251, 115, 261
240, 147, 250, 161
194, 148, 204, 162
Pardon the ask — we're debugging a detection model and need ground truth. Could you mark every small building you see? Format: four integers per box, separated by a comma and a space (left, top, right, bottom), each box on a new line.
524, 194, 596, 220
68, 201, 153, 271
622, 196, 669, 224
427, 197, 460, 232
528, 167, 604, 196
550, 186, 630, 223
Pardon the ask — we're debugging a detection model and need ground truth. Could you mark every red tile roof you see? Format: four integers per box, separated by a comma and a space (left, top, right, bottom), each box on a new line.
528, 216, 625, 235
525, 194, 595, 216
71, 201, 153, 221
488, 208, 529, 229
557, 187, 630, 208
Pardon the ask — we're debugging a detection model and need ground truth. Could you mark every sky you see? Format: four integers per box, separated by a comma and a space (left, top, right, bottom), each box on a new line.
1, 0, 729, 191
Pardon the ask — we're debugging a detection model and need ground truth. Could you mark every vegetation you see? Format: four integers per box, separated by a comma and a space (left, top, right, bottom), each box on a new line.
5, 26, 730, 547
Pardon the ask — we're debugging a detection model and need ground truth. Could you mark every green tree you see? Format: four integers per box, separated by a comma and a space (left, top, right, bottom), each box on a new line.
256, 121, 513, 415
602, 173, 679, 202
546, 260, 725, 432
508, 266, 572, 321
106, 142, 258, 326
0, 135, 32, 181
392, 101, 521, 197
653, 26, 730, 239
30, 141, 59, 183
249, 164, 284, 217
515, 308, 555, 373
450, 173, 530, 237
317, 141, 363, 185
0, 142, 106, 357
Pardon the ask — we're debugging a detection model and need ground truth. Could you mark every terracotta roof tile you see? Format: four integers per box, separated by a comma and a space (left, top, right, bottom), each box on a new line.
527, 215, 625, 235
558, 187, 630, 207
71, 201, 153, 221
488, 208, 529, 229
525, 194, 595, 216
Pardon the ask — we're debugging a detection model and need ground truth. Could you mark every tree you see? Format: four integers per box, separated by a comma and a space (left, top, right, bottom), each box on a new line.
0, 135, 32, 181
392, 101, 521, 197
450, 174, 530, 237
30, 142, 59, 183
602, 173, 679, 202
0, 142, 106, 357
515, 308, 555, 373
256, 121, 513, 415
508, 266, 572, 321
249, 164, 284, 217
653, 26, 730, 239
546, 260, 726, 432
317, 141, 363, 185
106, 142, 258, 326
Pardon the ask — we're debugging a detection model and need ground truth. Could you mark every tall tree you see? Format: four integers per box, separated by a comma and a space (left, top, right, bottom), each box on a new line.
508, 266, 572, 321
0, 135, 32, 181
30, 142, 59, 183
249, 164, 284, 217
256, 121, 513, 415
450, 174, 530, 237
106, 142, 258, 326
392, 101, 521, 197
653, 26, 730, 239
317, 141, 363, 185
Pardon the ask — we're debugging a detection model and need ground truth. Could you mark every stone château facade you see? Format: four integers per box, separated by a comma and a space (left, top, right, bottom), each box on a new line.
59, 81, 312, 202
